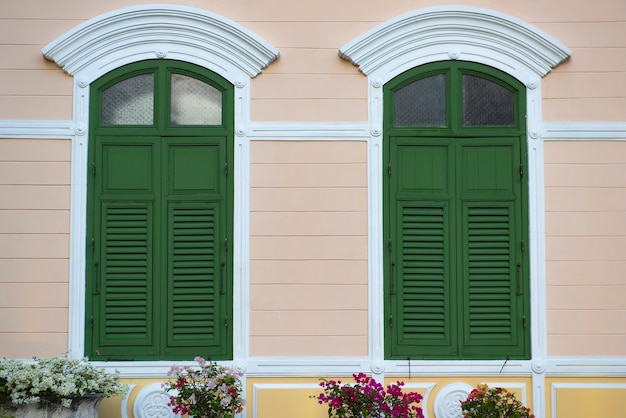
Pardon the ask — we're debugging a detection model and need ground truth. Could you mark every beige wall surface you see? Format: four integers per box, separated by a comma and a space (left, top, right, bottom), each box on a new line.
1, 0, 625, 360
545, 141, 626, 356
249, 141, 368, 356
0, 138, 71, 358
1, 0, 624, 122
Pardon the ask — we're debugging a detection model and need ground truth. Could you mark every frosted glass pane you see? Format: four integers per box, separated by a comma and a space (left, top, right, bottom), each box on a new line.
394, 74, 446, 127
170, 74, 222, 125
463, 75, 515, 126
102, 74, 154, 125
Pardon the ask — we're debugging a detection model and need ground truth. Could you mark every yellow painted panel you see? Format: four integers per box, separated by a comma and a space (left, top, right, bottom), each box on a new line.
549, 380, 626, 418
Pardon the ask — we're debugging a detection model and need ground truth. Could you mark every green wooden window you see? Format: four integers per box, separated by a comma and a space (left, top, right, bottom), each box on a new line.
86, 60, 234, 360
383, 62, 530, 360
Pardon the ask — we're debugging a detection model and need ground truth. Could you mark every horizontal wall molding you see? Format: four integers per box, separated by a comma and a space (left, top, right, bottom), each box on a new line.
3, 121, 625, 141
246, 122, 370, 140
93, 356, 626, 379
546, 357, 626, 377
0, 120, 74, 139
543, 122, 626, 140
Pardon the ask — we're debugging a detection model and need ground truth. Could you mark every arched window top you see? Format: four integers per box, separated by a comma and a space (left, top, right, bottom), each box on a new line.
42, 4, 279, 84
339, 6, 570, 84
387, 61, 525, 133
94, 60, 232, 130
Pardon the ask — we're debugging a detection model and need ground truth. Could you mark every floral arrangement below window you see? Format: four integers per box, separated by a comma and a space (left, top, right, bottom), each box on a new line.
460, 383, 535, 418
163, 356, 245, 418
0, 355, 127, 408
315, 372, 424, 418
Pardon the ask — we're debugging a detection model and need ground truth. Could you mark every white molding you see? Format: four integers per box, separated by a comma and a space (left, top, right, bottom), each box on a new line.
42, 4, 279, 83
543, 122, 626, 140
546, 357, 626, 377
434, 382, 473, 418
0, 120, 73, 139
5, 120, 626, 143
247, 122, 370, 140
339, 5, 570, 83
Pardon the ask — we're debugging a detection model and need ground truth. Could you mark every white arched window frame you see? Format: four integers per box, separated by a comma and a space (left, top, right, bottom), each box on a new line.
339, 5, 570, 414
42, 4, 279, 374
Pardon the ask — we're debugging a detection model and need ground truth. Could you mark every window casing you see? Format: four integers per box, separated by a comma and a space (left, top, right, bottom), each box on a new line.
85, 60, 234, 361
383, 61, 530, 360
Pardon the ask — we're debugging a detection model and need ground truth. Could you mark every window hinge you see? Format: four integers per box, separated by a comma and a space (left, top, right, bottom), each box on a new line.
224, 237, 228, 252
522, 315, 526, 328
89, 315, 94, 328
519, 164, 524, 179
521, 239, 525, 253
92, 163, 96, 175
91, 238, 95, 251
224, 315, 229, 328
389, 315, 393, 328
224, 162, 228, 175
387, 162, 392, 175
388, 239, 392, 252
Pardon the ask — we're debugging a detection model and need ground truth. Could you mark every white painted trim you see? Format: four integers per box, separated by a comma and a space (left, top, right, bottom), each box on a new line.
42, 4, 279, 82
247, 122, 370, 140
0, 120, 73, 139
543, 122, 626, 140
339, 5, 570, 82
5, 121, 626, 143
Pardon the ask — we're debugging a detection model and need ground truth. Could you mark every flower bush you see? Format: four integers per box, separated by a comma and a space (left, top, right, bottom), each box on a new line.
315, 372, 424, 418
0, 355, 128, 408
460, 383, 535, 418
163, 357, 245, 418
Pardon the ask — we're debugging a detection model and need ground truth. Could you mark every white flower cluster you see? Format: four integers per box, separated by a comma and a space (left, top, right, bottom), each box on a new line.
0, 355, 128, 408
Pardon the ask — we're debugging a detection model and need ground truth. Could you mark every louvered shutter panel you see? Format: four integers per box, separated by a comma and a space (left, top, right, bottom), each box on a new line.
458, 141, 525, 357
97, 204, 154, 350
167, 204, 224, 351
393, 203, 455, 357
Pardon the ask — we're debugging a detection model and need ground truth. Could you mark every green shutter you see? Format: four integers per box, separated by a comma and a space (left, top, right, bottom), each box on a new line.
458, 140, 525, 358
86, 61, 234, 360
97, 204, 154, 351
392, 203, 455, 357
167, 204, 225, 353
384, 63, 529, 360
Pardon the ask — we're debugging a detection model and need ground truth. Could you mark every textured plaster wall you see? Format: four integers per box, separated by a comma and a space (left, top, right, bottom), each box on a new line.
0, 138, 71, 357
0, 0, 625, 358
1, 0, 624, 122
249, 141, 368, 356
545, 141, 626, 356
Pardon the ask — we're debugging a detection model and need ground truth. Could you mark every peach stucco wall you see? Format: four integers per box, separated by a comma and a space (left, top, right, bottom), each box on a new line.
1, 0, 625, 122
0, 138, 71, 357
545, 141, 626, 356
249, 141, 368, 356
0, 0, 625, 359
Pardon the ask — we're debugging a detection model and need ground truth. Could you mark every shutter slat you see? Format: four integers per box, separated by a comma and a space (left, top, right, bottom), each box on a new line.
396, 204, 451, 350
168, 205, 220, 346
464, 205, 517, 347
100, 205, 152, 346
